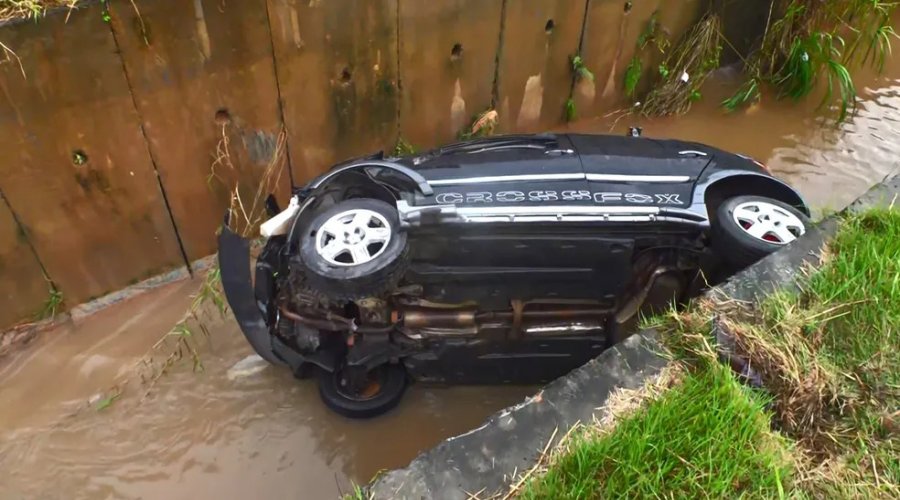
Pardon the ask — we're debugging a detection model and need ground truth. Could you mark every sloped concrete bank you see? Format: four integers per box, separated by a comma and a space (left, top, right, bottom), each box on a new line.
370, 173, 900, 500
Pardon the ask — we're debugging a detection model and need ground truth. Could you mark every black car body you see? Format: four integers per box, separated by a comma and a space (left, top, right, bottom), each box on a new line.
219, 133, 810, 418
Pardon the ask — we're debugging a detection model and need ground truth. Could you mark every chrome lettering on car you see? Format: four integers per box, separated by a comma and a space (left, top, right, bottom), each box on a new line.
561, 190, 592, 201
625, 193, 654, 204
435, 192, 464, 204
655, 194, 682, 205
496, 191, 526, 202
594, 192, 623, 203
434, 191, 683, 206
466, 192, 493, 203
528, 190, 559, 202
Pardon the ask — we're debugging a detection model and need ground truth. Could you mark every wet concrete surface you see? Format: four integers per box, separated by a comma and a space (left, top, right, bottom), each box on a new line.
3, 46, 900, 500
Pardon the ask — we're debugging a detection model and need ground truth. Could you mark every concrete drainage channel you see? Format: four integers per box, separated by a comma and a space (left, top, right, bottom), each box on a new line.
369, 173, 900, 500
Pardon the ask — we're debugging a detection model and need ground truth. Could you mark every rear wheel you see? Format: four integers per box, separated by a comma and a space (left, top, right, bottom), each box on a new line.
712, 195, 809, 269
316, 364, 407, 419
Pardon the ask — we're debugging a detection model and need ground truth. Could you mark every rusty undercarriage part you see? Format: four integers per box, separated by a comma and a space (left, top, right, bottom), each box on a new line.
394, 307, 477, 328
392, 302, 613, 339
281, 261, 679, 340
614, 266, 684, 324
278, 305, 396, 334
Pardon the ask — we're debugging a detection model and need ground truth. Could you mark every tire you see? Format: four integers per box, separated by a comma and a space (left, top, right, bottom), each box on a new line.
298, 198, 409, 301
712, 195, 810, 269
317, 364, 407, 419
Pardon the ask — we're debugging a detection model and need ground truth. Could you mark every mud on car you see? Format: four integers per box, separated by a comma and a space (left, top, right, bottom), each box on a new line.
219, 133, 810, 418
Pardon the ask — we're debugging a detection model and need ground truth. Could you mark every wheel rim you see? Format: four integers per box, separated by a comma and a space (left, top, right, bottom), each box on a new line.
335, 368, 385, 401
315, 209, 392, 266
732, 201, 805, 245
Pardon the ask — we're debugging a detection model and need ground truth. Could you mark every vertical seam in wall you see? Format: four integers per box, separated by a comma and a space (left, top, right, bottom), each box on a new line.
106, 11, 193, 277
0, 186, 57, 288
569, 0, 593, 99
490, 0, 508, 109
395, 0, 403, 142
263, 0, 296, 189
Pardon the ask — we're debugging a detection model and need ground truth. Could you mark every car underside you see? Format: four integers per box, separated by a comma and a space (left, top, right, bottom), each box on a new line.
219, 133, 811, 418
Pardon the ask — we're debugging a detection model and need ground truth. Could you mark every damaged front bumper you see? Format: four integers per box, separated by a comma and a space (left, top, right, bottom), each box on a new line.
217, 222, 288, 366
218, 219, 339, 375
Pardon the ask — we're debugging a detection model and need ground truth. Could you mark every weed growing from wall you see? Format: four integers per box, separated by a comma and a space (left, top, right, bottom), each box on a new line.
392, 136, 417, 157
457, 108, 499, 140
36, 278, 63, 320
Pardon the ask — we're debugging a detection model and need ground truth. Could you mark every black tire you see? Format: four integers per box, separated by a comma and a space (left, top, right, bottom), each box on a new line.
712, 195, 810, 269
317, 364, 407, 419
298, 198, 409, 301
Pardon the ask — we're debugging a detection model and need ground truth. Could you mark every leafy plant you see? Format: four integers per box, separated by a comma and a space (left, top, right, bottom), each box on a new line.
457, 108, 498, 140
637, 10, 669, 53
36, 280, 63, 320
571, 55, 594, 82
624, 56, 643, 98
658, 63, 670, 79
641, 14, 722, 116
564, 98, 577, 122
722, 78, 761, 111
724, 0, 897, 122
392, 136, 417, 156
94, 390, 121, 411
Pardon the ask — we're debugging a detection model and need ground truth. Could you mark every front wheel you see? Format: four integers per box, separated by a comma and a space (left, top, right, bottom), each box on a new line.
316, 364, 407, 419
298, 198, 409, 301
712, 195, 810, 269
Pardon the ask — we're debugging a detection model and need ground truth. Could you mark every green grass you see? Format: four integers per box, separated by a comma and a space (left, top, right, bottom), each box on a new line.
521, 208, 899, 498
0, 1, 80, 22
521, 367, 791, 499
805, 209, 900, 378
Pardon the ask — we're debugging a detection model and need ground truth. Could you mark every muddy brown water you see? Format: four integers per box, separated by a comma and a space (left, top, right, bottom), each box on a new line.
3, 59, 900, 499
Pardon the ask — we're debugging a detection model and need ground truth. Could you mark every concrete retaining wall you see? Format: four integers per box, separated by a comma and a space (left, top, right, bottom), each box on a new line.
0, 0, 706, 329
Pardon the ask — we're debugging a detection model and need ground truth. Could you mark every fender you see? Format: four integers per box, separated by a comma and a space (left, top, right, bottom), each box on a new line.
690, 170, 811, 217
305, 160, 434, 196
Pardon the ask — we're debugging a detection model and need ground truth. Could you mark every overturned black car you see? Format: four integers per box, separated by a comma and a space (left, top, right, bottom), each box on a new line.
219, 133, 810, 418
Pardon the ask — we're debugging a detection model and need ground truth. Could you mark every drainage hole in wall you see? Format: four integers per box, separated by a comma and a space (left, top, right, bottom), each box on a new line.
215, 108, 232, 125
450, 43, 463, 61
545, 19, 555, 34
72, 150, 88, 166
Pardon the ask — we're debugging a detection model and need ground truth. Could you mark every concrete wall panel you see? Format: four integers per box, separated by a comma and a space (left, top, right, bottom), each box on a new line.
0, 196, 50, 326
498, 0, 587, 132
110, 0, 286, 259
399, 0, 504, 148
267, 0, 400, 182
0, 7, 186, 305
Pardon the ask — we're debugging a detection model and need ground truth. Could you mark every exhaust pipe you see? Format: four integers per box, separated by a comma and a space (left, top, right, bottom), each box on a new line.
393, 308, 477, 328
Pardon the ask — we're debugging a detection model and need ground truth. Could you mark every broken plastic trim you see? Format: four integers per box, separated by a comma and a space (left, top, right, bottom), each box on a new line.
305, 160, 434, 196
218, 216, 342, 374
218, 219, 285, 366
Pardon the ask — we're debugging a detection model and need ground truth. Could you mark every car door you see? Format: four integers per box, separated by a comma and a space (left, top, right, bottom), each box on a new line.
567, 134, 712, 210
415, 135, 591, 208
